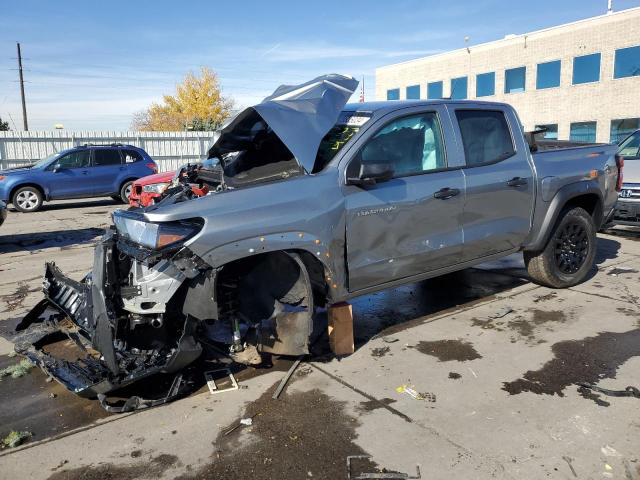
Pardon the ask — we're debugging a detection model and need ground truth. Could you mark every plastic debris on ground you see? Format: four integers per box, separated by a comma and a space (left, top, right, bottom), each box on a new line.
240, 418, 253, 426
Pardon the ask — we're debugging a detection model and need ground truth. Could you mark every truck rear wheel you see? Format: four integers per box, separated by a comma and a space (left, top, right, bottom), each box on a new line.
524, 207, 596, 288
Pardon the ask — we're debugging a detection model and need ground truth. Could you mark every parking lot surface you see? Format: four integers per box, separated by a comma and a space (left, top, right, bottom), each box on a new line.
0, 199, 639, 479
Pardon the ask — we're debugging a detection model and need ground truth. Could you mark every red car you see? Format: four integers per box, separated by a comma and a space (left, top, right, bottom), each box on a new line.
129, 171, 175, 207
129, 169, 210, 207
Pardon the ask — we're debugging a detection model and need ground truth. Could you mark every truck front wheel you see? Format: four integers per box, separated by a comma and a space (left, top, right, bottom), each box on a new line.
524, 207, 596, 288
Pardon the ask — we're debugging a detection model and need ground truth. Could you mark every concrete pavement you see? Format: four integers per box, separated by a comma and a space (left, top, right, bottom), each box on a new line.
0, 200, 639, 479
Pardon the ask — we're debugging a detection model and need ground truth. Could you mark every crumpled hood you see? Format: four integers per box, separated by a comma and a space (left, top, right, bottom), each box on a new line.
208, 74, 358, 173
134, 171, 176, 186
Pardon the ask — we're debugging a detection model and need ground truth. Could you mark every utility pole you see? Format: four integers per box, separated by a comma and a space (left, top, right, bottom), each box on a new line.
607, 0, 613, 14
17, 42, 28, 131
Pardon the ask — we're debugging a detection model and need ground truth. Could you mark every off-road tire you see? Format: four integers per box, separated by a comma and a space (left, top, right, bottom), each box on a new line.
12, 186, 43, 213
524, 207, 596, 288
119, 181, 134, 204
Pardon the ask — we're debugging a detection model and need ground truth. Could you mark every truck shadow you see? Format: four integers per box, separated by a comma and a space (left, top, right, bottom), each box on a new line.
0, 227, 104, 254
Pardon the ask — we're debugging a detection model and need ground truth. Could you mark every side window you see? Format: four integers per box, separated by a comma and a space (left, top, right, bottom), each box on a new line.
51, 150, 91, 169
93, 149, 122, 166
455, 110, 515, 167
348, 113, 446, 178
122, 149, 142, 163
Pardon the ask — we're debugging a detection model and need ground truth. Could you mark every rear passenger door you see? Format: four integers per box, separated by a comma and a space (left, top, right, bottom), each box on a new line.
344, 108, 465, 292
89, 148, 124, 195
450, 107, 535, 260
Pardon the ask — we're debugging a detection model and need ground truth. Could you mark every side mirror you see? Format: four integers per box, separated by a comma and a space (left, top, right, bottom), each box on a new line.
347, 162, 394, 187
52, 163, 62, 173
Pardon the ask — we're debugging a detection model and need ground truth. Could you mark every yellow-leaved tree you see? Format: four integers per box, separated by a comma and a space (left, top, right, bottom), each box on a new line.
131, 67, 234, 131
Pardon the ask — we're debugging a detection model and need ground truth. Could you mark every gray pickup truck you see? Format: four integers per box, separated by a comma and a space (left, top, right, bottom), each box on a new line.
15, 74, 622, 409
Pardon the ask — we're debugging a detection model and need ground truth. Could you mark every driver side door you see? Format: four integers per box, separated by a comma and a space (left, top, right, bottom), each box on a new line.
343, 108, 465, 292
46, 150, 92, 199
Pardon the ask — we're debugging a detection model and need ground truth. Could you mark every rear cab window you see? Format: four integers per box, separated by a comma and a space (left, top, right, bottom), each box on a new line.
455, 110, 515, 166
93, 149, 123, 166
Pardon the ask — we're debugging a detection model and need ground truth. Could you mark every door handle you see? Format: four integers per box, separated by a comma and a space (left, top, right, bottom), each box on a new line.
433, 187, 460, 200
507, 177, 527, 187
81, 170, 89, 175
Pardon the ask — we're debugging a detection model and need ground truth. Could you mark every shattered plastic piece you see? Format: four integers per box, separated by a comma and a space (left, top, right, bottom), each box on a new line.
205, 368, 239, 395
240, 418, 253, 426
395, 385, 424, 400
601, 445, 623, 458
2, 431, 32, 448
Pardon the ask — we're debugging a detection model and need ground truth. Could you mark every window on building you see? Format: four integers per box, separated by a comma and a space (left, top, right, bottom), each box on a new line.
406, 85, 420, 100
387, 88, 400, 100
93, 149, 122, 166
536, 60, 561, 89
348, 112, 447, 178
427, 81, 443, 99
535, 124, 558, 140
572, 53, 601, 84
455, 110, 515, 166
610, 118, 640, 144
614, 45, 640, 79
570, 122, 597, 143
450, 76, 468, 100
476, 72, 495, 97
505, 67, 526, 93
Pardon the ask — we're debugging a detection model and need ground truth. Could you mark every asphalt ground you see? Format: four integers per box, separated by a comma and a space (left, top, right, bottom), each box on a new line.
0, 198, 639, 479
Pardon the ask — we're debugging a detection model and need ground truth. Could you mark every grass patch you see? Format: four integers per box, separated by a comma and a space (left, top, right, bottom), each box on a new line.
0, 359, 34, 379
2, 431, 32, 448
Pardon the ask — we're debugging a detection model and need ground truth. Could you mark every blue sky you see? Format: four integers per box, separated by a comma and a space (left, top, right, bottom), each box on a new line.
1, 0, 639, 130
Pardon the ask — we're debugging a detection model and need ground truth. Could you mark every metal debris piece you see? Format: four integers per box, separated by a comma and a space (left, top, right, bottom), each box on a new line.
488, 306, 514, 319
272, 357, 303, 400
205, 368, 239, 395
607, 266, 638, 276
347, 455, 421, 479
98, 373, 187, 413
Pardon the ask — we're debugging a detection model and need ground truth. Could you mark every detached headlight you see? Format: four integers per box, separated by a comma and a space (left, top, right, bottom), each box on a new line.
142, 182, 169, 194
113, 212, 203, 250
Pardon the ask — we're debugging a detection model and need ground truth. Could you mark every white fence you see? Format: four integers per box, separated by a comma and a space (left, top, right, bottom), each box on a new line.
0, 131, 217, 172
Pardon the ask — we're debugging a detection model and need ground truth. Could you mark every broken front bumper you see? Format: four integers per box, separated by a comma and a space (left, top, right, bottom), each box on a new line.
13, 230, 202, 399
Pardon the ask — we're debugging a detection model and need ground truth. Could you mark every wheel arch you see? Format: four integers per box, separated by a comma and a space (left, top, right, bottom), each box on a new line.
9, 182, 47, 203
525, 180, 603, 252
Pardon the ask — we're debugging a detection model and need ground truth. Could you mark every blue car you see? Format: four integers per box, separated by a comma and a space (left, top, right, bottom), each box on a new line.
0, 144, 157, 212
